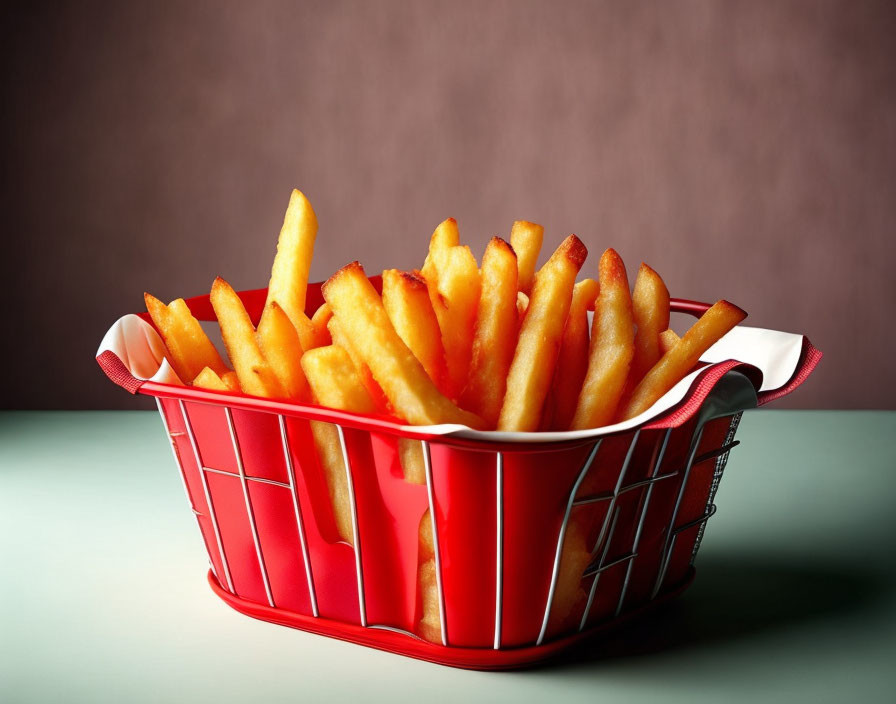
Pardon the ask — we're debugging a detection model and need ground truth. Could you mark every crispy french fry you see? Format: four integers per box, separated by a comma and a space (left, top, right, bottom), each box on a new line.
323, 262, 483, 428
221, 371, 240, 390
310, 303, 333, 346
659, 328, 681, 355
265, 189, 318, 325
570, 249, 635, 430
300, 345, 378, 547
418, 558, 442, 643
144, 293, 228, 382
328, 317, 390, 413
210, 277, 285, 398
543, 278, 600, 430
618, 300, 747, 420
256, 301, 310, 401
497, 235, 587, 432
421, 218, 459, 283
510, 220, 544, 296
301, 345, 377, 415
309, 421, 354, 544
630, 263, 670, 385
426, 245, 481, 399
192, 366, 230, 391
516, 291, 529, 322
382, 269, 447, 390
460, 238, 518, 427
548, 519, 590, 634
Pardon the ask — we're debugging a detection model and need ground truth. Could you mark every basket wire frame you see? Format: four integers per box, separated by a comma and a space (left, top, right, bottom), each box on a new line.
157, 397, 741, 649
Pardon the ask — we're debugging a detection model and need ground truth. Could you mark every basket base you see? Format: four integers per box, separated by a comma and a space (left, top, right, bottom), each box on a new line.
207, 568, 696, 670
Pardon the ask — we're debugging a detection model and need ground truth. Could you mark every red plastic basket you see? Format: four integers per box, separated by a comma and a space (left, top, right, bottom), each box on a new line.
97, 282, 821, 669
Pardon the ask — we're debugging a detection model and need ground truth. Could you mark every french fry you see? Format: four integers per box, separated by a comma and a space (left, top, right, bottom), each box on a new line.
382, 269, 447, 390
322, 262, 484, 428
421, 217, 459, 283
659, 328, 681, 355
510, 220, 544, 296
418, 558, 442, 643
310, 303, 333, 347
618, 300, 747, 420
328, 317, 390, 413
460, 238, 518, 427
192, 366, 230, 391
426, 245, 481, 399
264, 189, 318, 325
570, 249, 635, 430
256, 301, 310, 401
300, 345, 378, 546
543, 278, 600, 430
630, 263, 670, 385
210, 277, 285, 398
548, 519, 590, 634
301, 346, 377, 415
144, 293, 228, 382
497, 235, 587, 432
221, 371, 240, 390
516, 291, 529, 321
309, 422, 354, 544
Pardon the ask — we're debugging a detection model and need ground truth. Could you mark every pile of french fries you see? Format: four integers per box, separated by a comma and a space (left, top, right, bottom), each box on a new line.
145, 189, 746, 641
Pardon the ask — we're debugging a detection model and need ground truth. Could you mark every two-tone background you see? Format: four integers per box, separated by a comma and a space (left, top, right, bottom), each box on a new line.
4, 0, 894, 410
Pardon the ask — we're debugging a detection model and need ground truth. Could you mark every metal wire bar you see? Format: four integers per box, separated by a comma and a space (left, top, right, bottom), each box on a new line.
178, 400, 234, 593
589, 431, 641, 555
200, 465, 292, 489
155, 398, 218, 581
583, 550, 637, 578
422, 440, 448, 646
225, 408, 275, 608
336, 424, 366, 627
367, 624, 425, 641
615, 427, 673, 617
579, 506, 621, 631
536, 440, 602, 646
691, 414, 743, 561
494, 452, 504, 650
572, 469, 678, 506
278, 415, 319, 618
650, 424, 706, 599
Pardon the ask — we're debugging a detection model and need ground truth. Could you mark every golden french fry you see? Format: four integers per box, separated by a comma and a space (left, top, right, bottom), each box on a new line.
659, 328, 681, 355
256, 301, 310, 401
145, 293, 228, 382
421, 217, 459, 283
630, 262, 670, 385
382, 269, 447, 390
265, 189, 318, 325
571, 249, 635, 430
543, 278, 600, 430
497, 235, 587, 432
398, 438, 426, 485
192, 366, 230, 391
619, 300, 747, 420
299, 345, 378, 547
222, 371, 240, 390
309, 421, 354, 544
510, 220, 544, 296
460, 238, 518, 427
301, 345, 377, 415
418, 558, 442, 643
516, 291, 529, 322
548, 519, 590, 634
310, 303, 333, 347
323, 262, 484, 428
210, 277, 285, 398
328, 317, 391, 413
426, 245, 481, 399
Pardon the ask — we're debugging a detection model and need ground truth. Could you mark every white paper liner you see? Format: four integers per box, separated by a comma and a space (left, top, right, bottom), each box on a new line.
98, 315, 806, 443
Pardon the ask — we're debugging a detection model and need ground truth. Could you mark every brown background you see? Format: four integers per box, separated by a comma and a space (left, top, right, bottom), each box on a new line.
3, 0, 894, 410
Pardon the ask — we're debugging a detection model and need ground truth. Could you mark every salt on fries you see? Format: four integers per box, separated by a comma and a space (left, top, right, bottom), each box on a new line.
145, 188, 747, 642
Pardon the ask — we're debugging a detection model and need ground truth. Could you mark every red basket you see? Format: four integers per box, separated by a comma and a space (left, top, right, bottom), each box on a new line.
97, 283, 821, 670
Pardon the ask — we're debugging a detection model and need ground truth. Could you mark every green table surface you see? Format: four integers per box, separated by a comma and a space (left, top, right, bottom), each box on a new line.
1, 410, 894, 703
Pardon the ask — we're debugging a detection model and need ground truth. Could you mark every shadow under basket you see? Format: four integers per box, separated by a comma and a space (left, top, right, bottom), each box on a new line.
97, 284, 821, 670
